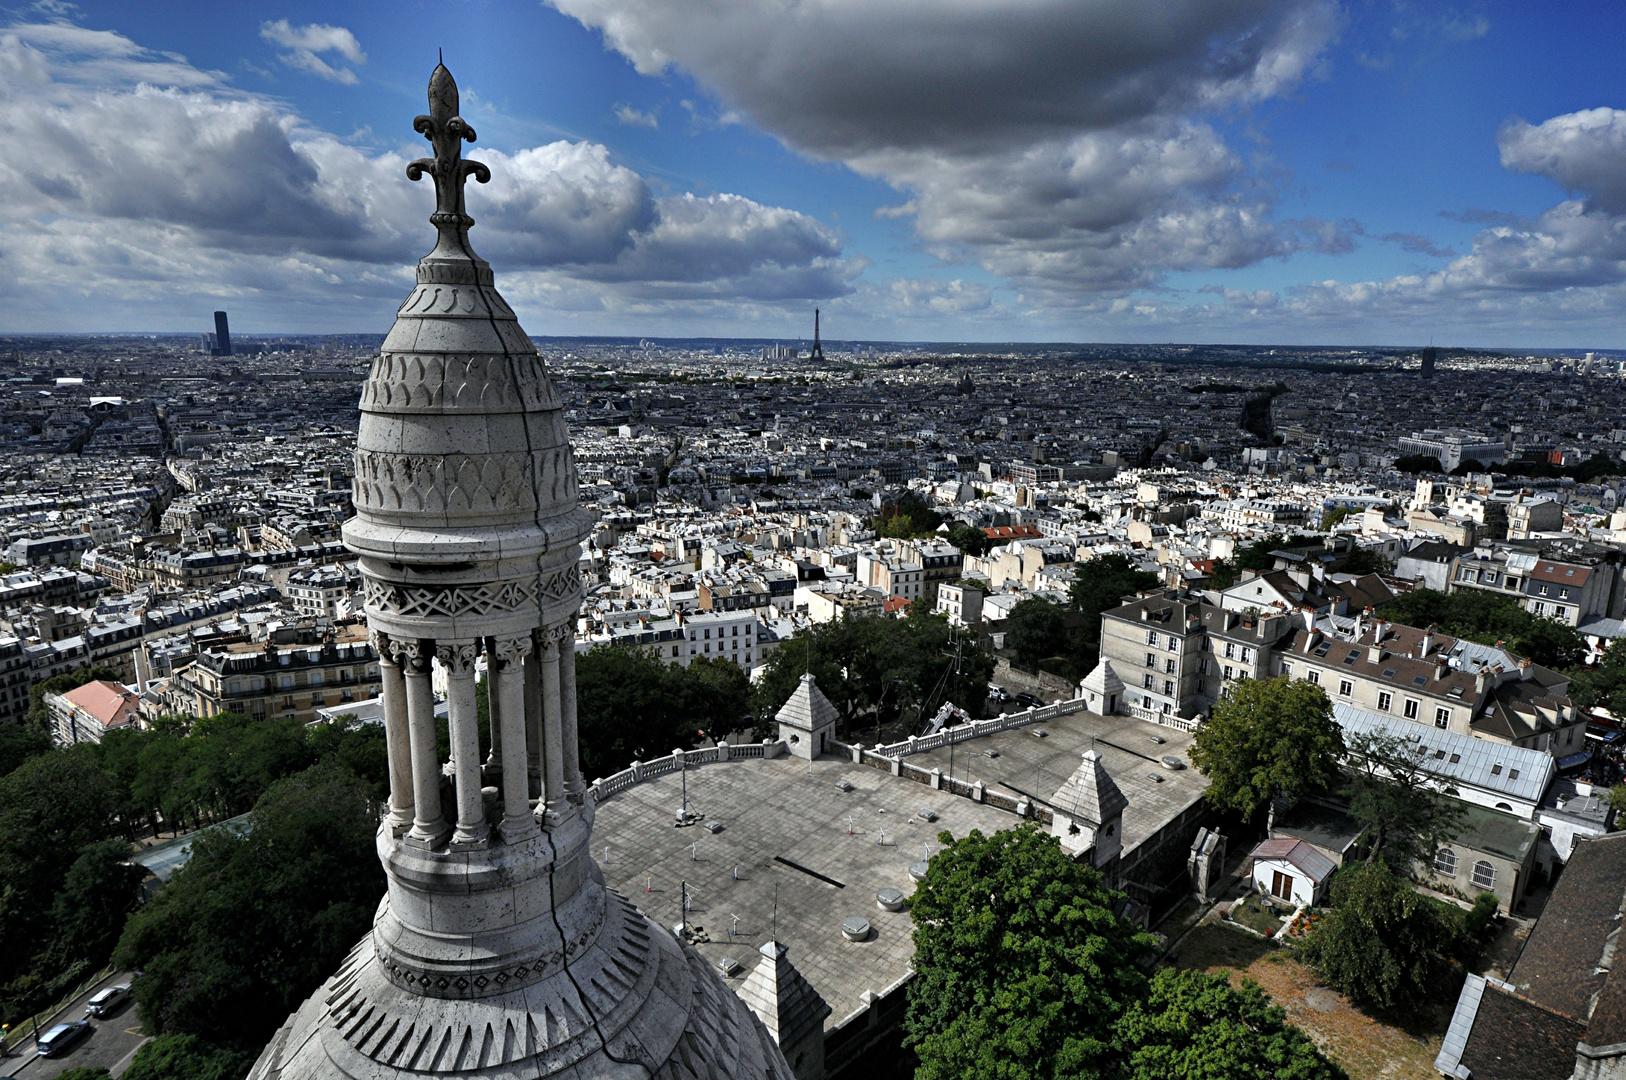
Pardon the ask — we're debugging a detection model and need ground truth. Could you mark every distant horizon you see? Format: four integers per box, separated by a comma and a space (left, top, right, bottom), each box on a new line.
1, 331, 1621, 358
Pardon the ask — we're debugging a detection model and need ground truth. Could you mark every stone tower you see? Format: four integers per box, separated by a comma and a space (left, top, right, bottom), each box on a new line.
247, 63, 793, 1080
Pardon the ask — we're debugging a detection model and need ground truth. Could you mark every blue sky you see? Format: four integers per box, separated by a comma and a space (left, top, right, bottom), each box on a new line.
2, 1, 1625, 347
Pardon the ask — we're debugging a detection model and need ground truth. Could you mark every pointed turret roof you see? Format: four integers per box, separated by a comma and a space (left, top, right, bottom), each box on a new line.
737, 941, 831, 1051
1052, 749, 1128, 826
776, 673, 838, 731
1081, 658, 1125, 696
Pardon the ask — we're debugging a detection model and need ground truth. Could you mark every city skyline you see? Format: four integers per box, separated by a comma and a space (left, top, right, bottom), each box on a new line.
0, 1, 1622, 347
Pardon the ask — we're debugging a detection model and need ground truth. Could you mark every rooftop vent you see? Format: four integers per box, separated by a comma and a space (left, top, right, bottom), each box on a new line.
918, 809, 938, 823
841, 916, 871, 942
835, 779, 854, 792
876, 889, 906, 912
908, 861, 930, 881
1148, 772, 1166, 783
704, 820, 724, 834
718, 957, 743, 978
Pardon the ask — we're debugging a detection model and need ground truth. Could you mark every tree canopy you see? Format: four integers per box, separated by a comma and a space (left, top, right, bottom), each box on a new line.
1006, 597, 1070, 669
574, 647, 752, 778
753, 612, 991, 741
120, 1034, 257, 1080
1297, 862, 1468, 1013
1069, 555, 1159, 669
116, 760, 385, 1047
1381, 587, 1586, 669
873, 491, 944, 539
906, 826, 1156, 1080
946, 522, 993, 557
1190, 677, 1344, 821
1343, 730, 1466, 871
1569, 638, 1626, 717
1115, 968, 1347, 1080
906, 826, 1343, 1080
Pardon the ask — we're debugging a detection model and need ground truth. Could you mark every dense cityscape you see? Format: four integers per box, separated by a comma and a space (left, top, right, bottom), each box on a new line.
3, 317, 1626, 1079
5, 4, 1626, 1080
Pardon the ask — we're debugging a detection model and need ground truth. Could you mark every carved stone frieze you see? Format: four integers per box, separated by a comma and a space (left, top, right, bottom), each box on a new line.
364, 578, 540, 620
352, 450, 537, 516
359, 352, 559, 414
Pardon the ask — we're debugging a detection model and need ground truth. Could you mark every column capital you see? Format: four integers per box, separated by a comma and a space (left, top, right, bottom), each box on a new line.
492, 634, 533, 671
436, 640, 480, 675
534, 626, 561, 658
394, 637, 434, 674
369, 629, 392, 659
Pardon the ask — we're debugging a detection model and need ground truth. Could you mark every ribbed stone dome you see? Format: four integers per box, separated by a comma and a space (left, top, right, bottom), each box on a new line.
248, 62, 794, 1080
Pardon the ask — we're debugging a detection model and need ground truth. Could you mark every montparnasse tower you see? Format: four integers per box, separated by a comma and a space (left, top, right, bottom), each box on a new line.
248, 62, 793, 1080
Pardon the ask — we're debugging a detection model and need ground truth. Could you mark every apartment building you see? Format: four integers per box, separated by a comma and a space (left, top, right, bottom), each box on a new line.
1099, 591, 1212, 721
675, 610, 759, 671
935, 582, 984, 627
1450, 548, 1623, 628
165, 621, 380, 724
1273, 614, 1584, 756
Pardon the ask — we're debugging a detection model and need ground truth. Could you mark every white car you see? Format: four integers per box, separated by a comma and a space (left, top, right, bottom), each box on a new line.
86, 983, 131, 1018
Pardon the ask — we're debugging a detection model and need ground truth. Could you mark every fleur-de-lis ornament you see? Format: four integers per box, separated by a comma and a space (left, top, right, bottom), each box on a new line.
407, 57, 491, 252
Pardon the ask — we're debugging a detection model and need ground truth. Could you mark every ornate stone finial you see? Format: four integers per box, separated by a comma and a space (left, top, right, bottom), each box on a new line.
407, 61, 490, 253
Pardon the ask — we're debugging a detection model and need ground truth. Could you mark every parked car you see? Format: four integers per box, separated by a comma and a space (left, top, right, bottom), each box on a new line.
986, 683, 1011, 701
1014, 692, 1044, 709
36, 1020, 91, 1057
86, 983, 131, 1017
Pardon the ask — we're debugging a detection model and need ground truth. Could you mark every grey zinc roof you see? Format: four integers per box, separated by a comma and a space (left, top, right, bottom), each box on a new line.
736, 941, 831, 1050
1050, 750, 1128, 827
1334, 704, 1553, 805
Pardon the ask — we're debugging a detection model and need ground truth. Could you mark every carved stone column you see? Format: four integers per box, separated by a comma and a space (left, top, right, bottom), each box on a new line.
484, 636, 502, 779
400, 640, 447, 846
557, 624, 584, 801
539, 630, 565, 819
373, 632, 414, 834
492, 635, 537, 842
525, 627, 544, 802
438, 641, 487, 848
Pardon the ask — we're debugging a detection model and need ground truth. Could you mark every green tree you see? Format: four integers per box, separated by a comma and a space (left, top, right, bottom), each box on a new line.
573, 647, 752, 778
1381, 588, 1586, 669
121, 1034, 257, 1080
116, 761, 384, 1046
0, 743, 121, 1016
1114, 968, 1347, 1080
1340, 547, 1391, 576
905, 825, 1156, 1080
55, 1069, 115, 1080
1006, 598, 1069, 669
1190, 677, 1343, 820
873, 491, 944, 539
752, 613, 992, 741
0, 722, 49, 779
1394, 454, 1443, 474
1569, 638, 1626, 717
946, 523, 993, 557
1343, 731, 1466, 870
1068, 555, 1159, 670
44, 840, 146, 975
1297, 862, 1458, 1012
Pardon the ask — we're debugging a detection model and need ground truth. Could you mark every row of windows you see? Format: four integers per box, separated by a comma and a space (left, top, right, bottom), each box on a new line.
1294, 666, 1453, 728
1143, 630, 1183, 653
1433, 848, 1496, 890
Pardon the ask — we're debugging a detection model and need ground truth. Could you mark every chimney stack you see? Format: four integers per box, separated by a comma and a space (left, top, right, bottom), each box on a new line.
1420, 624, 1436, 657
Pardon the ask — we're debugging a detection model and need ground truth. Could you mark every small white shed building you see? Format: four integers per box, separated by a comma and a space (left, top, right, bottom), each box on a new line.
1248, 837, 1336, 907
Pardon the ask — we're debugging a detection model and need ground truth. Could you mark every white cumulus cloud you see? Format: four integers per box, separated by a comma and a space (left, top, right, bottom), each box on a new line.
259, 20, 366, 84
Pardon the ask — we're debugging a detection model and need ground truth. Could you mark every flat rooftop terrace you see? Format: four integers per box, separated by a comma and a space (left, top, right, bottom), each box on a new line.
907, 706, 1209, 858
591, 753, 1021, 1030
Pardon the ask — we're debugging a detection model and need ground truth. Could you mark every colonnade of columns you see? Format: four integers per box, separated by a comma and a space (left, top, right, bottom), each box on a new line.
372, 622, 582, 849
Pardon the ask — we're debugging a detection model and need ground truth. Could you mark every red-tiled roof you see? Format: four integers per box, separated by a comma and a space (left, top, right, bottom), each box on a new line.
61, 680, 139, 729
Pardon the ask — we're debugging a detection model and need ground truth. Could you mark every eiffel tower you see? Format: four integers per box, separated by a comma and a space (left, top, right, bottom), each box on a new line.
808, 308, 824, 361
